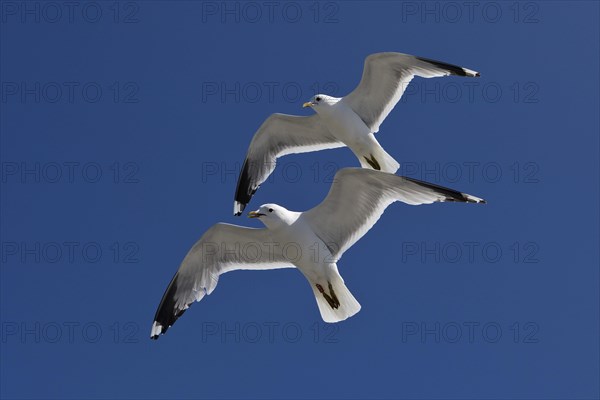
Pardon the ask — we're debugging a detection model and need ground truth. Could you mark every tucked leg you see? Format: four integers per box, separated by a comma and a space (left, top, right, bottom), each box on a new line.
316, 282, 340, 309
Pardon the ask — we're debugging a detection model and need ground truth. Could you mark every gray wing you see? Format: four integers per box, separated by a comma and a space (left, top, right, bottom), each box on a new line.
234, 113, 344, 216
303, 168, 485, 261
342, 52, 480, 133
151, 223, 293, 339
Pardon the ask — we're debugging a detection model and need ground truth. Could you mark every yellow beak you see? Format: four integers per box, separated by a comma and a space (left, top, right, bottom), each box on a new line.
247, 211, 264, 218
302, 102, 313, 108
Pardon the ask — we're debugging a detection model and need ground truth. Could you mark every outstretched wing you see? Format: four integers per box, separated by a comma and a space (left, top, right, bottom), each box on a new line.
151, 223, 293, 339
234, 113, 344, 216
342, 52, 480, 133
303, 168, 485, 260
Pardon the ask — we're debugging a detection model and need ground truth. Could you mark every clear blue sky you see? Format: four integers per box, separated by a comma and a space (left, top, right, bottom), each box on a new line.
1, 1, 598, 399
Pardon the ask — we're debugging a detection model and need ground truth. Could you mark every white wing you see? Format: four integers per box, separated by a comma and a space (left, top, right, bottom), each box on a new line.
342, 52, 480, 133
234, 113, 344, 216
151, 223, 293, 339
303, 168, 485, 260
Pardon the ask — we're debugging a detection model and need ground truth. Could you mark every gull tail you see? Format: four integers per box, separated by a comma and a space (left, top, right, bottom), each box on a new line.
357, 140, 400, 174
310, 270, 361, 323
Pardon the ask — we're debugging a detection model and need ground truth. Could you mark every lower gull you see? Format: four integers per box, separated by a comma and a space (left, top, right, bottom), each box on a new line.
151, 168, 485, 339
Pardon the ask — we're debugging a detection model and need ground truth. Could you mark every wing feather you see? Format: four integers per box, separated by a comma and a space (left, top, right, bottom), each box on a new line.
151, 223, 293, 339
234, 113, 343, 215
303, 169, 485, 260
342, 52, 480, 133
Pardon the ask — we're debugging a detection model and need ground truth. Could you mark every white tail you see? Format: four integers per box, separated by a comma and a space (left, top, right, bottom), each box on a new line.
310, 272, 361, 323
355, 137, 400, 174
373, 146, 400, 173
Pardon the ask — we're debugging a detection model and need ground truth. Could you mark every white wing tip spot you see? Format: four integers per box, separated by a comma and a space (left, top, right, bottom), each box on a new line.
150, 322, 163, 339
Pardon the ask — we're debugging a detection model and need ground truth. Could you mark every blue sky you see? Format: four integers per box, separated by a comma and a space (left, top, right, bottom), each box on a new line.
1, 1, 599, 399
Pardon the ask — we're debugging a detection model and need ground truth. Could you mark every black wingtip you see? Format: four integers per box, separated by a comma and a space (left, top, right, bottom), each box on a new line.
233, 201, 247, 216
151, 274, 186, 340
404, 176, 485, 204
463, 193, 487, 204
415, 55, 478, 78
234, 159, 255, 215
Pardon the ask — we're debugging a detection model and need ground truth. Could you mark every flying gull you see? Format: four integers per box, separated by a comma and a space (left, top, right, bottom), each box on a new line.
152, 168, 485, 339
233, 52, 480, 216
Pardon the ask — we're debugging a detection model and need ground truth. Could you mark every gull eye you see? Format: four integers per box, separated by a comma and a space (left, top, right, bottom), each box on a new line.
268, 208, 274, 213
316, 97, 321, 102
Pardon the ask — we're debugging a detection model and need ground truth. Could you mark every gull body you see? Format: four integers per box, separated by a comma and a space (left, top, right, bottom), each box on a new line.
250, 204, 343, 301
233, 52, 480, 215
151, 168, 486, 339
304, 94, 397, 172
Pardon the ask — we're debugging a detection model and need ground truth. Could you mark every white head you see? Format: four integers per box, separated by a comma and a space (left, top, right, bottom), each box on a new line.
247, 203, 298, 229
302, 94, 339, 113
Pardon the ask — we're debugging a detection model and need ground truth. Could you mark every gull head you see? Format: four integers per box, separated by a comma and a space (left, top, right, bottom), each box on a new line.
248, 203, 297, 229
302, 94, 339, 112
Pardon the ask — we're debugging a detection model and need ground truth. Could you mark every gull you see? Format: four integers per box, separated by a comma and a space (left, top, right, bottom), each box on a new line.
233, 52, 480, 216
151, 168, 485, 339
